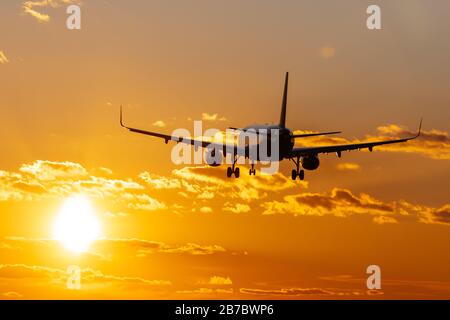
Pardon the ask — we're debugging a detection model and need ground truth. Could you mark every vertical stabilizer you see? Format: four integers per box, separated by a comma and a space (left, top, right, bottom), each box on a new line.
279, 72, 289, 128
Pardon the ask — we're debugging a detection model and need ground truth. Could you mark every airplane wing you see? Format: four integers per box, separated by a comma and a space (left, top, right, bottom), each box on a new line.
120, 106, 244, 156
288, 119, 422, 158
291, 131, 341, 138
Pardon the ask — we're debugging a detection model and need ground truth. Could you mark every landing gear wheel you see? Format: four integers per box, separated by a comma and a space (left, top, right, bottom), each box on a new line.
234, 167, 240, 178
291, 169, 297, 180
249, 169, 252, 175
299, 170, 305, 181
227, 167, 232, 178
252, 169, 256, 175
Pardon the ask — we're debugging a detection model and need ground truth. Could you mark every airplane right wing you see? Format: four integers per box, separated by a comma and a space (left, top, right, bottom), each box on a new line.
288, 119, 422, 158
291, 131, 341, 138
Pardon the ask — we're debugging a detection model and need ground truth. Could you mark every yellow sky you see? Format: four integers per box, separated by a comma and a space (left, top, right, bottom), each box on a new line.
1, 0, 450, 299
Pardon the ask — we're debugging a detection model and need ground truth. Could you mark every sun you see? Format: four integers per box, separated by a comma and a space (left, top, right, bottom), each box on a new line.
53, 195, 101, 253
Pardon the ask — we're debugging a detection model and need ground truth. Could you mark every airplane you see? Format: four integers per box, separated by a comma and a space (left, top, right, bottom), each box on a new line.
120, 72, 422, 181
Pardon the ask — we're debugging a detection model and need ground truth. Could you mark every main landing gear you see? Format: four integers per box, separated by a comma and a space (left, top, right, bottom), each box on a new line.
227, 156, 240, 178
227, 159, 256, 178
249, 163, 256, 176
291, 157, 305, 181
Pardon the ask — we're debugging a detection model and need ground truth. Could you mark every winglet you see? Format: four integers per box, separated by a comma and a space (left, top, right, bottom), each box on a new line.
120, 105, 125, 128
410, 118, 422, 139
415, 118, 422, 138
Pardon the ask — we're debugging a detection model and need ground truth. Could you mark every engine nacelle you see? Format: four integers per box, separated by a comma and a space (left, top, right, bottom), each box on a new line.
205, 148, 223, 167
301, 155, 320, 170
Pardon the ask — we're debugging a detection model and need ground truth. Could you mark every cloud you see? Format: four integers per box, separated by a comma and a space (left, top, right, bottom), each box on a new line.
155, 243, 226, 255
199, 206, 212, 213
295, 124, 450, 160
320, 274, 450, 296
0, 236, 227, 259
22, 0, 81, 23
0, 51, 9, 64
2, 291, 23, 298
197, 190, 214, 199
207, 276, 232, 285
261, 187, 450, 226
152, 120, 166, 128
239, 286, 380, 297
177, 288, 233, 294
90, 237, 227, 257
172, 166, 303, 202
418, 204, 450, 226
20, 160, 88, 181
223, 202, 251, 213
104, 211, 128, 219
139, 172, 181, 189
240, 287, 333, 296
1, 160, 293, 212
22, 5, 50, 22
92, 167, 113, 176
121, 193, 166, 211
1, 160, 448, 228
0, 160, 166, 211
10, 181, 46, 194
373, 215, 398, 224
0, 264, 171, 288
336, 163, 360, 171
262, 188, 393, 217
201, 113, 226, 121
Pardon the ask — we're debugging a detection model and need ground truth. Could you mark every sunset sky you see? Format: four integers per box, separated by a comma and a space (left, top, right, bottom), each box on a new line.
0, 0, 449, 299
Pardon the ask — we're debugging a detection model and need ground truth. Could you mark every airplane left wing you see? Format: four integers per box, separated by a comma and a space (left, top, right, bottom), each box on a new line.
288, 119, 422, 158
120, 106, 245, 156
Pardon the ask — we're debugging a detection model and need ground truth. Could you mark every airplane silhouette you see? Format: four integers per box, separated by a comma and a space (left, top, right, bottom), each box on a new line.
120, 72, 422, 180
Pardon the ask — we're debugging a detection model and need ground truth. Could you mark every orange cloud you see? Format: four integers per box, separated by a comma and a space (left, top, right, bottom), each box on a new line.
152, 120, 166, 128
0, 51, 9, 64
22, 0, 81, 23
262, 188, 393, 217
1, 160, 448, 228
177, 288, 233, 294
238, 287, 372, 296
172, 166, 304, 202
0, 160, 166, 210
0, 237, 228, 261
223, 202, 251, 213
20, 160, 88, 181
199, 206, 212, 213
201, 113, 226, 121
261, 188, 450, 226
207, 276, 232, 285
2, 291, 23, 298
0, 264, 171, 288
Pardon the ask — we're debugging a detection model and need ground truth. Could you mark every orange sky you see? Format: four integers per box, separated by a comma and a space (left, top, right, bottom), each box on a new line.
0, 0, 449, 299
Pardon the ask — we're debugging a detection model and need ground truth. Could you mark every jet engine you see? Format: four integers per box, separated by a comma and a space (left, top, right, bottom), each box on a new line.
301, 155, 320, 170
205, 148, 223, 167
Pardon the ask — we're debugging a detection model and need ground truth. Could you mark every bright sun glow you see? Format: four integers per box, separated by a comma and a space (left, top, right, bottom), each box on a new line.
53, 195, 101, 253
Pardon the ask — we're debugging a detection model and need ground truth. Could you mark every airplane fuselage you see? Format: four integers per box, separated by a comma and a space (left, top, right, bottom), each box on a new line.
242, 124, 295, 161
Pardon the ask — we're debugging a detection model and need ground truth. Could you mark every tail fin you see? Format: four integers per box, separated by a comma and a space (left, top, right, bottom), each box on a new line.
279, 72, 289, 128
